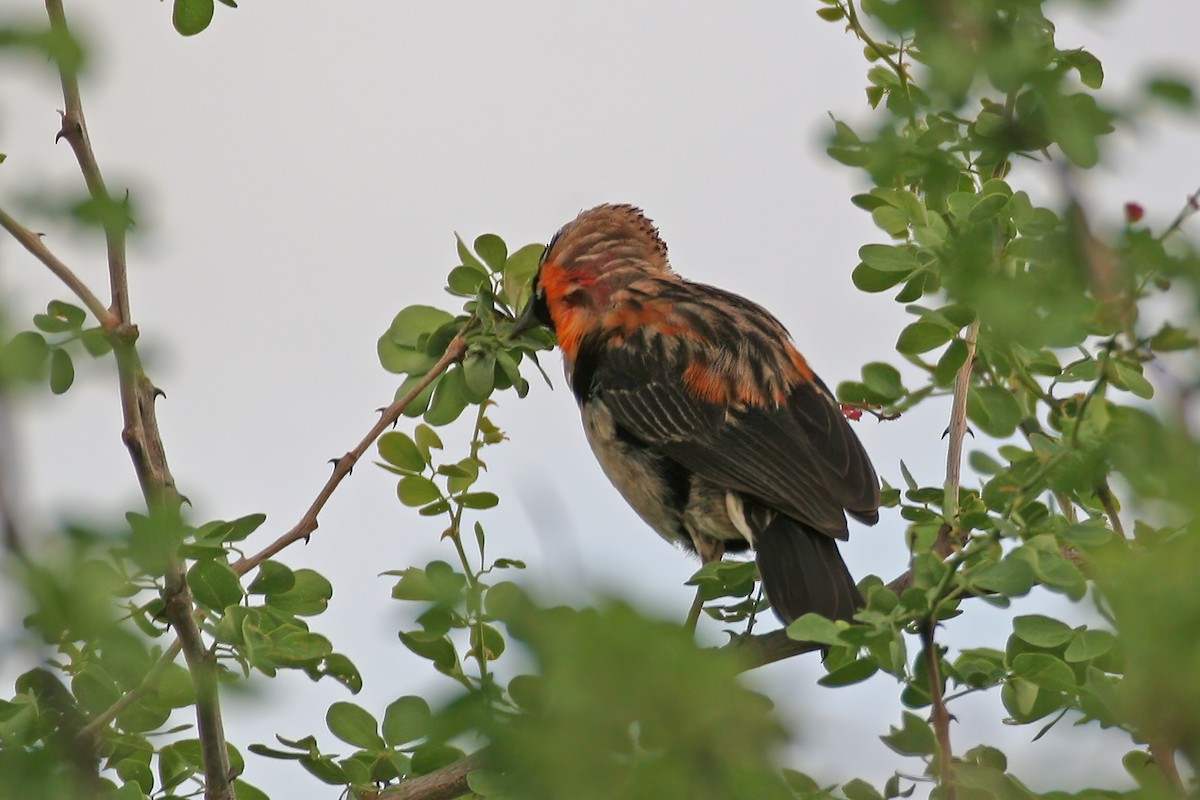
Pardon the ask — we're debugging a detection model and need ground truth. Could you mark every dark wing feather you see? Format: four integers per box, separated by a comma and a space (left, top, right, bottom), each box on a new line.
584, 325, 880, 540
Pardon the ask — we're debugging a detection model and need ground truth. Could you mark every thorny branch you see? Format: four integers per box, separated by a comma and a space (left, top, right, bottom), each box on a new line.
230, 330, 468, 576
79, 329, 470, 741
39, 2, 230, 797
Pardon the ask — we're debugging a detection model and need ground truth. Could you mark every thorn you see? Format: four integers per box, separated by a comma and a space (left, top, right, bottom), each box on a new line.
180, 494, 192, 508
941, 426, 951, 439
152, 386, 167, 400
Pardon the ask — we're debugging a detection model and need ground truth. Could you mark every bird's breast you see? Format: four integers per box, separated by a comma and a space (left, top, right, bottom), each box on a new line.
579, 399, 691, 549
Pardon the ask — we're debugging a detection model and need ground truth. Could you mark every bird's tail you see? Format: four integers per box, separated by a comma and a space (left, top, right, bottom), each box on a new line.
755, 515, 862, 624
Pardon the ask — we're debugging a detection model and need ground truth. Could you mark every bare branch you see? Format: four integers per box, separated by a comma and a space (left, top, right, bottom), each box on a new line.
231, 331, 468, 576
943, 321, 979, 524
922, 622, 957, 798
44, 0, 129, 323
0, 206, 115, 328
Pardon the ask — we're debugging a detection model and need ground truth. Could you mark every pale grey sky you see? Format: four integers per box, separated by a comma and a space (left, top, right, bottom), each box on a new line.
2, 1, 1198, 794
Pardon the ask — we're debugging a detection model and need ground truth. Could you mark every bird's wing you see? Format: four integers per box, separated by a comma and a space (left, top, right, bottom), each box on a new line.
575, 292, 879, 540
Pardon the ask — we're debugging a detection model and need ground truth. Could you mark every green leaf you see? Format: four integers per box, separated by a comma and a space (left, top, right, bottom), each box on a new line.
1011, 653, 1077, 693
80, 327, 113, 357
1012, 615, 1075, 648
896, 321, 954, 354
383, 695, 432, 746
861, 362, 905, 401
49, 348, 74, 394
378, 431, 426, 472
504, 243, 545, 311
398, 475, 442, 507
247, 560, 295, 595
424, 366, 470, 426
462, 351, 497, 401
1, 330, 51, 382
267, 569, 332, 616
816, 6, 845, 21
852, 262, 911, 293
969, 385, 1023, 437
786, 613, 848, 646
411, 743, 466, 775
390, 567, 436, 602
1146, 75, 1195, 108
1064, 629, 1116, 662
326, 701, 385, 750
447, 265, 487, 297
379, 305, 455, 374
458, 491, 499, 510
466, 767, 507, 796
1065, 49, 1104, 89
819, 658, 878, 687
234, 779, 270, 800
474, 233, 507, 272
881, 711, 937, 756
842, 778, 885, 800
186, 560, 242, 611
859, 244, 920, 272
1149, 323, 1198, 352
398, 630, 459, 675
969, 557, 1034, 597
172, 0, 214, 36
933, 338, 968, 386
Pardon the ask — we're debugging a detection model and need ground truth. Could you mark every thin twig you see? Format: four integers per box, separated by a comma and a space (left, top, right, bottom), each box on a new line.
943, 321, 980, 525
1096, 480, 1127, 539
921, 622, 956, 797
76, 640, 183, 742
1159, 185, 1200, 240
231, 332, 468, 576
0, 206, 115, 327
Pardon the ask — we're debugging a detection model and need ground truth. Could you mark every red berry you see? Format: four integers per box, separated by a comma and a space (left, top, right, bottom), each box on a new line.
1124, 202, 1145, 223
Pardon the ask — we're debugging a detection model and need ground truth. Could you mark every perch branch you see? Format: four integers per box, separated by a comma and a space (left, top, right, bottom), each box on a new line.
371, 752, 485, 800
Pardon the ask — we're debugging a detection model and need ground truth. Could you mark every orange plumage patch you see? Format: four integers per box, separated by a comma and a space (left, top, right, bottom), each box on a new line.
683, 362, 731, 405
786, 344, 815, 383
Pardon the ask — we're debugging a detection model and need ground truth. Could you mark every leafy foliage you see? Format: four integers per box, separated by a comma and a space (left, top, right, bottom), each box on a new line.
2, 2, 1200, 800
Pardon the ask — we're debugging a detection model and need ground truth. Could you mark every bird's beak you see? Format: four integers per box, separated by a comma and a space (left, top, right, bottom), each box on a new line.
513, 293, 544, 334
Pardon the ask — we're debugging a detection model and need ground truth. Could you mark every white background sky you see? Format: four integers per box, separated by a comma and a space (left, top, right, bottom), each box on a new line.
2, 0, 1199, 795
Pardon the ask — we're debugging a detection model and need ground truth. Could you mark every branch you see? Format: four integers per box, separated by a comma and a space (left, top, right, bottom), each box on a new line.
231, 331, 468, 576
0, 206, 115, 328
44, 3, 230, 797
76, 332, 469, 744
921, 622, 956, 797
76, 640, 183, 742
1160, 185, 1200, 240
162, 574, 234, 794
44, 0, 129, 323
943, 321, 979, 524
371, 752, 485, 800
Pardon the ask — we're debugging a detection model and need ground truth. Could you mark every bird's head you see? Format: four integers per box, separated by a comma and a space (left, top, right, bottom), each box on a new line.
517, 204, 673, 353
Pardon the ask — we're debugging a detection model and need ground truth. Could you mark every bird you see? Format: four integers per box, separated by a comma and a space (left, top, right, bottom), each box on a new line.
518, 204, 880, 624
